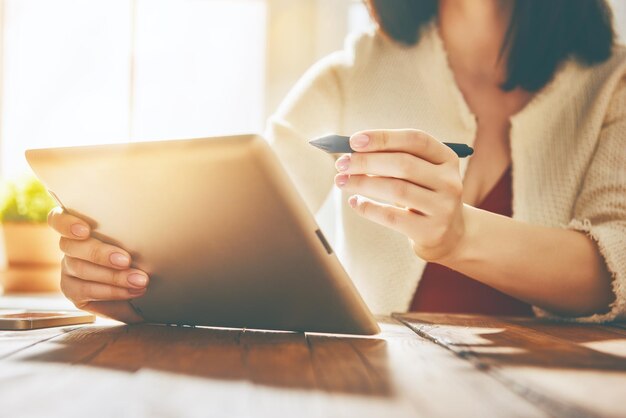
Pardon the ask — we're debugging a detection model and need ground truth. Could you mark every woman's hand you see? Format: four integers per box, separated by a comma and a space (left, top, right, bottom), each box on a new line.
334, 129, 466, 263
48, 207, 148, 323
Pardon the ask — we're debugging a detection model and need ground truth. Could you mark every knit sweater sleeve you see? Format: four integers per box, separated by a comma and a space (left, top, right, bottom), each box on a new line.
541, 75, 626, 323
264, 52, 347, 214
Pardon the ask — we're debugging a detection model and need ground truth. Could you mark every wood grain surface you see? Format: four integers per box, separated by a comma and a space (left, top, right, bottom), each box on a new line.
3, 293, 625, 418
395, 313, 626, 418
0, 316, 548, 418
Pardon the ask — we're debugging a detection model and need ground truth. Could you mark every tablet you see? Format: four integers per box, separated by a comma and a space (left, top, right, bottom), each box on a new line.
26, 135, 379, 335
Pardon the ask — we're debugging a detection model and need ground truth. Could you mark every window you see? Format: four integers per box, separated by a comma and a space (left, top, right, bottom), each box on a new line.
131, 0, 266, 141
0, 0, 268, 177
1, 0, 133, 176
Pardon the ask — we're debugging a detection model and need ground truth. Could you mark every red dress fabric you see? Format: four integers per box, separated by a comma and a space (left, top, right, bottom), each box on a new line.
410, 166, 533, 316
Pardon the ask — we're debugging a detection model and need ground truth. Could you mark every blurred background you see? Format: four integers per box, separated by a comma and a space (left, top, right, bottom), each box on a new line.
0, 0, 623, 294
0, 0, 373, 177
0, 0, 624, 178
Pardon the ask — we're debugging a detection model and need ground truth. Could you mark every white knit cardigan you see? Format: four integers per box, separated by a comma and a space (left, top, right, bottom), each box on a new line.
265, 24, 626, 322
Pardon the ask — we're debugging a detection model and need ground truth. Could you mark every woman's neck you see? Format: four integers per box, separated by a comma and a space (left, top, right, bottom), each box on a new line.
438, 0, 514, 83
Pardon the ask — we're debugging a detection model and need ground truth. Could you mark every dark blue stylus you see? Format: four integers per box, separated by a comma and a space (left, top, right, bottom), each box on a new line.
310, 134, 474, 158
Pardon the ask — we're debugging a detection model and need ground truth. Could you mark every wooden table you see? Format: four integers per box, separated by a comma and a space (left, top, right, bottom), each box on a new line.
1, 297, 625, 418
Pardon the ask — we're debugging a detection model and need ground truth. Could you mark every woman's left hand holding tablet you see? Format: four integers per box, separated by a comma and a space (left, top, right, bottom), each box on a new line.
334, 129, 467, 263
48, 207, 147, 323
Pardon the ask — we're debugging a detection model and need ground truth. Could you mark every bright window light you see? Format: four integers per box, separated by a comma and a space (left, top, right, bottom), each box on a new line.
0, 0, 267, 177
1, 0, 132, 177
348, 1, 371, 34
609, 0, 626, 41
131, 0, 266, 141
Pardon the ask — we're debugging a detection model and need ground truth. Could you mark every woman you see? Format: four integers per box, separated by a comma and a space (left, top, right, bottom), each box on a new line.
48, 0, 625, 324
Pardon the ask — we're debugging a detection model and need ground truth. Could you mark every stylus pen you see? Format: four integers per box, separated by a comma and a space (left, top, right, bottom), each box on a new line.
310, 134, 474, 158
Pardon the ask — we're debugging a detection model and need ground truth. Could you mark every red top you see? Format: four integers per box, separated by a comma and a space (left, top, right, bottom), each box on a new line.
410, 166, 533, 316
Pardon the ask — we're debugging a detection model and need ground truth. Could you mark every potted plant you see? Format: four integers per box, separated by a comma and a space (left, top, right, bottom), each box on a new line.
0, 176, 62, 293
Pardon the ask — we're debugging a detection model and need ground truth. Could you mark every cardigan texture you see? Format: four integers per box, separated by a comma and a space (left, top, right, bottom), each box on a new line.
265, 23, 626, 321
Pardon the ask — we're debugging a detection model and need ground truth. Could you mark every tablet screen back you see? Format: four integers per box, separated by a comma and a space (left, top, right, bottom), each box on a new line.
26, 135, 379, 335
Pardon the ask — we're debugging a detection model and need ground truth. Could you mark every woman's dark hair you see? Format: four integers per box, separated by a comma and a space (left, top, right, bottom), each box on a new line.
367, 0, 616, 91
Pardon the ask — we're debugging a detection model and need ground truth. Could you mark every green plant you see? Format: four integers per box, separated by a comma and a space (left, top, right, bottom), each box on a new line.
0, 176, 56, 223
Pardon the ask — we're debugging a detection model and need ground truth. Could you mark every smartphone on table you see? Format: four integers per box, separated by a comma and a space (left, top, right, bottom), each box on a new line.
0, 310, 95, 330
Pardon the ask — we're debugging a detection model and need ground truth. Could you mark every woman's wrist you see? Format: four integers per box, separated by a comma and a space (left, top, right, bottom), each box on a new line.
433, 204, 483, 268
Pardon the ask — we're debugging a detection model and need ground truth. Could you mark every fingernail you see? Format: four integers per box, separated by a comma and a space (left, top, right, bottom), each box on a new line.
350, 134, 370, 149
336, 155, 351, 172
129, 287, 146, 296
71, 223, 89, 238
335, 174, 349, 187
349, 196, 358, 208
127, 273, 148, 288
110, 252, 131, 267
